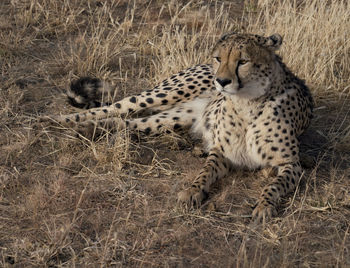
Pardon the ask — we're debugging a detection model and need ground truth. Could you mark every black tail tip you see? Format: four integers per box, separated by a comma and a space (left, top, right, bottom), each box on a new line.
67, 77, 103, 109
70, 77, 102, 96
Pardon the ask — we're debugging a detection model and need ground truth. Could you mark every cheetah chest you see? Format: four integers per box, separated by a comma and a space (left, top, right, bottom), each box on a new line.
197, 96, 263, 169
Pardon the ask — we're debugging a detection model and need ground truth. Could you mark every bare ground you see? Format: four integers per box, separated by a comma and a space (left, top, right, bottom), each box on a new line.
1, 0, 350, 267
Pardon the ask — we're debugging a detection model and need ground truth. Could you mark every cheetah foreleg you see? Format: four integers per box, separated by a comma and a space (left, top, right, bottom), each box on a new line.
252, 161, 302, 222
178, 149, 232, 208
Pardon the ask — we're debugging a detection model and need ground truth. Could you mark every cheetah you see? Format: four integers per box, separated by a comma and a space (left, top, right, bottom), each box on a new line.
42, 33, 313, 222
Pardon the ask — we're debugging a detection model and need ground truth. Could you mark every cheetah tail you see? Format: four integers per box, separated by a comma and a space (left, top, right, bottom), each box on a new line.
67, 77, 115, 109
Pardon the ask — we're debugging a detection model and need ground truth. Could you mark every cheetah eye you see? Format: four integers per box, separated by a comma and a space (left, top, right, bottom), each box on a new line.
238, 59, 249, 65
214, 57, 221, 63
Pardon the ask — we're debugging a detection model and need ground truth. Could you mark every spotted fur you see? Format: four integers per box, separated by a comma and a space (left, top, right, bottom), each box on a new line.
44, 33, 313, 222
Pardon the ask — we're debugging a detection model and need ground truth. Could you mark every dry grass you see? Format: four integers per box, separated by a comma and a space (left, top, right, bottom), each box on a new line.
1, 0, 350, 267
248, 0, 350, 93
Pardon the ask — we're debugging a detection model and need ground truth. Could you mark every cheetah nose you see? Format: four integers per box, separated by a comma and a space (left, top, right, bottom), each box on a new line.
216, 78, 232, 87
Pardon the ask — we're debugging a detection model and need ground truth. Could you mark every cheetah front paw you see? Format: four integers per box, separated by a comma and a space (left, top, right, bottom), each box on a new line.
252, 200, 277, 223
177, 187, 208, 208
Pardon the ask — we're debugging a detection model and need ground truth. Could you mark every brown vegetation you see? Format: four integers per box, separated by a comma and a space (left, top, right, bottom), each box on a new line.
1, 0, 349, 266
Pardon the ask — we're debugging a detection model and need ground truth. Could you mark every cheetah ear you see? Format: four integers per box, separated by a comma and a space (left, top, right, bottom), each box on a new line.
219, 32, 236, 42
264, 34, 283, 50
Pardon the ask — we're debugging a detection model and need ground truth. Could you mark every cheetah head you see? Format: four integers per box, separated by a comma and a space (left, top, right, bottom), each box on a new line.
212, 33, 283, 99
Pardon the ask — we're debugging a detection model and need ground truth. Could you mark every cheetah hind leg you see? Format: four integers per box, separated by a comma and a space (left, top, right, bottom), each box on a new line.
72, 117, 125, 140
72, 98, 208, 138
